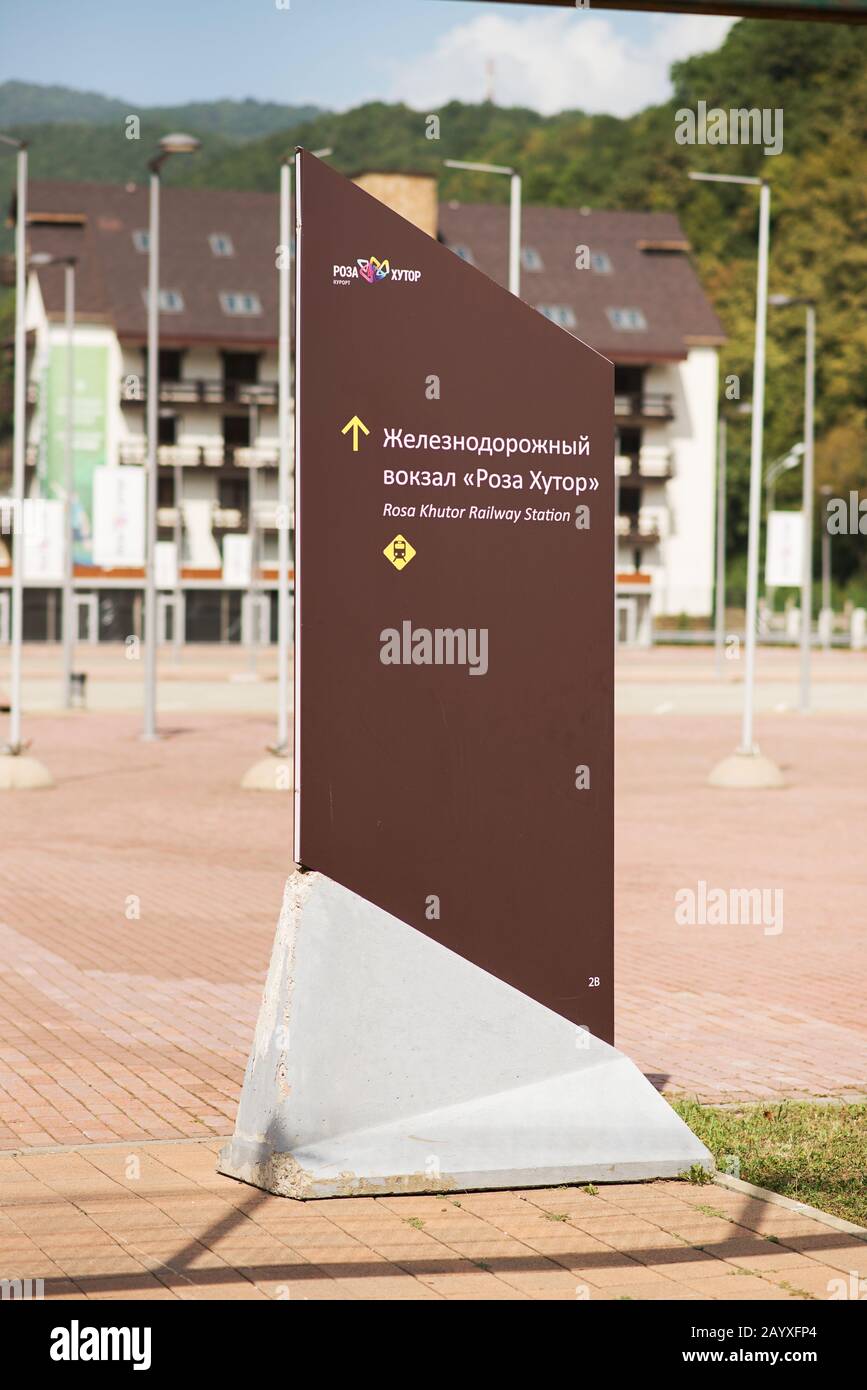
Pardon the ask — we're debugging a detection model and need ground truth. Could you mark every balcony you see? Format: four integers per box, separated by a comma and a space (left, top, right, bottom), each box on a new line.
118, 443, 279, 468
614, 391, 674, 422
120, 378, 278, 407
616, 447, 674, 482
155, 502, 286, 535
615, 508, 664, 546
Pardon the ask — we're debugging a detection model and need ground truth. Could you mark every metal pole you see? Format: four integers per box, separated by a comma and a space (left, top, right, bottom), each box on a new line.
739, 182, 770, 756
508, 172, 521, 298
766, 470, 776, 615
173, 456, 183, 658
276, 159, 291, 754
143, 168, 160, 739
8, 145, 27, 752
821, 497, 831, 650
614, 427, 621, 556
62, 261, 75, 708
714, 415, 726, 677
247, 401, 259, 676
799, 306, 815, 712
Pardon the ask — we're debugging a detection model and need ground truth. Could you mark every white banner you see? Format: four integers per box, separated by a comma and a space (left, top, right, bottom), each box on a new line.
223, 534, 251, 586
92, 466, 145, 568
765, 510, 804, 588
155, 540, 179, 589
23, 499, 64, 581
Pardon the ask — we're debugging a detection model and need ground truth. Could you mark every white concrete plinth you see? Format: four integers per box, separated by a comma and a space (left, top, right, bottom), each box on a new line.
219, 873, 711, 1198
240, 756, 292, 792
709, 751, 785, 789
0, 754, 54, 790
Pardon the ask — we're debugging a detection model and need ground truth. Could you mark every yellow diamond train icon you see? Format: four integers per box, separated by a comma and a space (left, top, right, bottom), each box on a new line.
384, 534, 416, 571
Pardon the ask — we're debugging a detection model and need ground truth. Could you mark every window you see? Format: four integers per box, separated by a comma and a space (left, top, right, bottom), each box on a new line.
521, 247, 543, 272
209, 233, 235, 257
222, 352, 259, 385
450, 244, 474, 264
614, 366, 644, 395
591, 251, 612, 274
219, 475, 248, 512
538, 304, 577, 330
220, 292, 263, 317
157, 474, 175, 507
157, 414, 177, 447
132, 230, 150, 253
222, 415, 251, 449
142, 288, 184, 312
159, 350, 183, 383
607, 306, 648, 332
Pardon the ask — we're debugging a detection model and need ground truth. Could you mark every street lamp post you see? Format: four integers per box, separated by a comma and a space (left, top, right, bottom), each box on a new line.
690, 172, 781, 786
715, 415, 726, 677
443, 159, 522, 296
769, 295, 816, 709
820, 484, 832, 650
30, 253, 78, 707
143, 133, 200, 741
243, 146, 332, 787
1, 135, 28, 759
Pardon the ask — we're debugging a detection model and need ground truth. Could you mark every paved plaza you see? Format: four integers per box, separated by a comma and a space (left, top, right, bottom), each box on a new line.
3, 1143, 864, 1301
0, 643, 864, 1298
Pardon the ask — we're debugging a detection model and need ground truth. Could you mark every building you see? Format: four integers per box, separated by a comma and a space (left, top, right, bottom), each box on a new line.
2, 172, 723, 646
4, 180, 282, 645
437, 201, 725, 639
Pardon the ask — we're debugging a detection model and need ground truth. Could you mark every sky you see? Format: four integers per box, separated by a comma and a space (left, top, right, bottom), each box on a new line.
0, 0, 734, 119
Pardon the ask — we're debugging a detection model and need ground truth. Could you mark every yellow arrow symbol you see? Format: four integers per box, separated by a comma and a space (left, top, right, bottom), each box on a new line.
341, 414, 370, 452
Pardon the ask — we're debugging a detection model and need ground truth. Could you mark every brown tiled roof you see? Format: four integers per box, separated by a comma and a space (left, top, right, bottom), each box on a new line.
22, 180, 280, 347
438, 202, 725, 362
17, 181, 724, 360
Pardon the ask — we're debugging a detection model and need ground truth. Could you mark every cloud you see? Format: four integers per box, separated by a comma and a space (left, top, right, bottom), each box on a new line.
390, 10, 734, 118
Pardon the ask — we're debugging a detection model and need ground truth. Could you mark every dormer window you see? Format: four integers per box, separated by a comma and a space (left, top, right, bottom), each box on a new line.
607, 307, 647, 331
220, 292, 262, 316
538, 304, 576, 330
142, 288, 184, 312
209, 233, 235, 257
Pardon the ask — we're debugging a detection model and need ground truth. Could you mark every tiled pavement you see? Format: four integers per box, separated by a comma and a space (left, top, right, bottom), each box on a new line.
0, 699, 865, 1148
1, 1141, 863, 1301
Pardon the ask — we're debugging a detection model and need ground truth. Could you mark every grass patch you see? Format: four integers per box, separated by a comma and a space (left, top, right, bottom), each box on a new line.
673, 1100, 867, 1227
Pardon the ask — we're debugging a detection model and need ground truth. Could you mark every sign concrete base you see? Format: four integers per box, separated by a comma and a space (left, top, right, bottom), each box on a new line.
218, 872, 712, 1198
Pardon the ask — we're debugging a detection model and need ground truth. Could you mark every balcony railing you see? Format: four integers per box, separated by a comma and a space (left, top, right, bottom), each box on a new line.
616, 514, 662, 545
614, 391, 674, 421
616, 448, 674, 481
155, 503, 288, 533
118, 443, 279, 468
120, 378, 278, 407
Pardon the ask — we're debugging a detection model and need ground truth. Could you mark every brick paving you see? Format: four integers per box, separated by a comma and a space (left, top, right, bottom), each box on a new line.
0, 690, 865, 1149
0, 1141, 862, 1300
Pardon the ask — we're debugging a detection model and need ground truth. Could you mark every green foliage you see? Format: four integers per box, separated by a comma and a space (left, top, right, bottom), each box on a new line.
673, 1100, 867, 1226
0, 81, 321, 140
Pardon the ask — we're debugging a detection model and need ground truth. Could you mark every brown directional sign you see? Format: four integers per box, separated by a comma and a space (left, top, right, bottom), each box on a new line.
294, 152, 614, 1041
